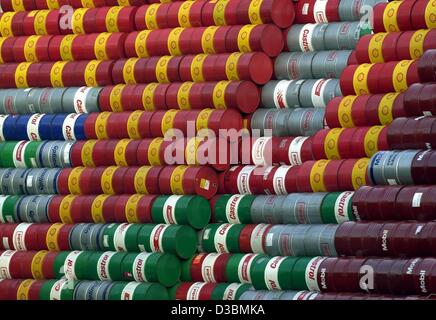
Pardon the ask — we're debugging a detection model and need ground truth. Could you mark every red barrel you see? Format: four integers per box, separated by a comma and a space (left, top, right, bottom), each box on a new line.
157, 165, 218, 199
294, 0, 340, 24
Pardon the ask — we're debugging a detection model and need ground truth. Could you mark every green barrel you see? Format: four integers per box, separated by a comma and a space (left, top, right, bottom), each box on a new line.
210, 283, 252, 300
130, 282, 169, 300
292, 257, 314, 291
0, 195, 20, 223
88, 252, 128, 281
107, 252, 127, 281
108, 282, 127, 300
168, 282, 181, 300
86, 252, 104, 280
137, 224, 197, 259
22, 141, 40, 168
101, 224, 118, 251
151, 195, 211, 229
225, 253, 262, 284
251, 256, 299, 290
0, 142, 18, 168
39, 278, 74, 300
0, 141, 41, 168
213, 194, 255, 224
117, 223, 143, 252
53, 251, 70, 279
321, 191, 355, 223
120, 252, 181, 287
180, 256, 194, 281
102, 223, 143, 252
39, 279, 58, 300
200, 223, 244, 253
64, 251, 93, 280
108, 282, 168, 300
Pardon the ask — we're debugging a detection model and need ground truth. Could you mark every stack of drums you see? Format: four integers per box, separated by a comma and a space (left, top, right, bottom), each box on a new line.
0, 0, 287, 301
0, 0, 436, 302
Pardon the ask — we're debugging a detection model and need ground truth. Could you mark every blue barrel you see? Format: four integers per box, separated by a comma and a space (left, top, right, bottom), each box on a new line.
37, 114, 56, 140
5, 115, 27, 140
70, 114, 88, 140
51, 114, 69, 140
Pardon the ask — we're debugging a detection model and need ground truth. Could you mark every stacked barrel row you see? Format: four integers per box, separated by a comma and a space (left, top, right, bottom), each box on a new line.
0, 0, 296, 36
0, 0, 294, 301
0, 0, 173, 12
0, 83, 260, 113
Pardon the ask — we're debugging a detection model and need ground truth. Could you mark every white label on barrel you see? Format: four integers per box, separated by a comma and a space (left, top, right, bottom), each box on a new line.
50, 278, 69, 300
114, 223, 131, 252
225, 195, 244, 224
273, 166, 291, 195
26, 175, 33, 188
237, 166, 255, 194
252, 137, 271, 166
201, 253, 220, 283
334, 191, 354, 223
13, 141, 29, 168
214, 224, 233, 253
0, 250, 14, 279
299, 24, 316, 52
412, 193, 423, 207
64, 251, 82, 281
264, 256, 285, 290
12, 222, 31, 250
97, 251, 116, 281
0, 195, 9, 223
121, 282, 140, 300
302, 3, 309, 15
63, 113, 80, 140
149, 224, 169, 253
163, 195, 183, 224
62, 142, 73, 166
311, 79, 328, 108
273, 80, 291, 109
238, 253, 258, 283
250, 224, 270, 254
132, 252, 153, 283
305, 256, 325, 291
103, 235, 109, 247
0, 115, 8, 141
27, 114, 43, 141
73, 87, 92, 113
289, 137, 308, 166
186, 282, 206, 300
423, 111, 432, 116
314, 0, 328, 22
223, 283, 242, 300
